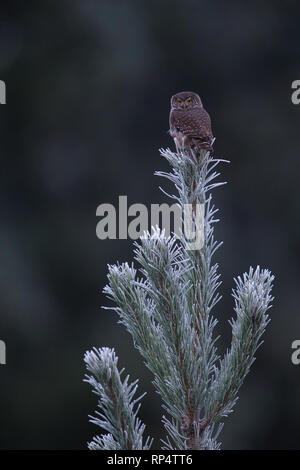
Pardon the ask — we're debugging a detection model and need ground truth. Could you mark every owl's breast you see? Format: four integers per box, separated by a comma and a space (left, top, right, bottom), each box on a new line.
170, 108, 186, 131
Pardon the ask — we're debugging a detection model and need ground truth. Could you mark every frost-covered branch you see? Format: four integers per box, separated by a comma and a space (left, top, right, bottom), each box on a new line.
84, 147, 274, 450
84, 347, 152, 450
204, 267, 274, 426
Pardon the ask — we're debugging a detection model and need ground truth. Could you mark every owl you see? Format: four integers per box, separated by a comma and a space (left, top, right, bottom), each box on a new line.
169, 91, 214, 157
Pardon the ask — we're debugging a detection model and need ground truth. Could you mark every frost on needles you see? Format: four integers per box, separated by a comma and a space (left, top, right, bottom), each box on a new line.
84, 148, 274, 450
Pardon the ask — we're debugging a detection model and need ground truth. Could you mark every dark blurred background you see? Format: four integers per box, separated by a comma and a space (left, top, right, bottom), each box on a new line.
0, 0, 299, 449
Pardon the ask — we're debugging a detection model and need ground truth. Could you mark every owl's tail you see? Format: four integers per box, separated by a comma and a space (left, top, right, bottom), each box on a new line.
199, 138, 214, 154
191, 137, 214, 156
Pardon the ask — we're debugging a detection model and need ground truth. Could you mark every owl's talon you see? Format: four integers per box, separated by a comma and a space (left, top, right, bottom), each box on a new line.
190, 149, 198, 163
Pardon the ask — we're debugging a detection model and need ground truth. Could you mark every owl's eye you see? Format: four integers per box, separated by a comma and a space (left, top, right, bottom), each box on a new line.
178, 99, 182, 105
186, 98, 192, 104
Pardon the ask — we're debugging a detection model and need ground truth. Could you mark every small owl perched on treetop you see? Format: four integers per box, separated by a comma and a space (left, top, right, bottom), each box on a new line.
169, 91, 214, 157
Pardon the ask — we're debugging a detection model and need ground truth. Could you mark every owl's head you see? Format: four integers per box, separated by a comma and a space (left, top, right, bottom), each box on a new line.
171, 91, 203, 110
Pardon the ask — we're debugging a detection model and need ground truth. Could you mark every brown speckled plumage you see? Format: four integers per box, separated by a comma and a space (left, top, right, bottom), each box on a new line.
169, 91, 214, 155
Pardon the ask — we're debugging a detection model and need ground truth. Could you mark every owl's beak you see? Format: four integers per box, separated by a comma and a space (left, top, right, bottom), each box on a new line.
183, 102, 187, 109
